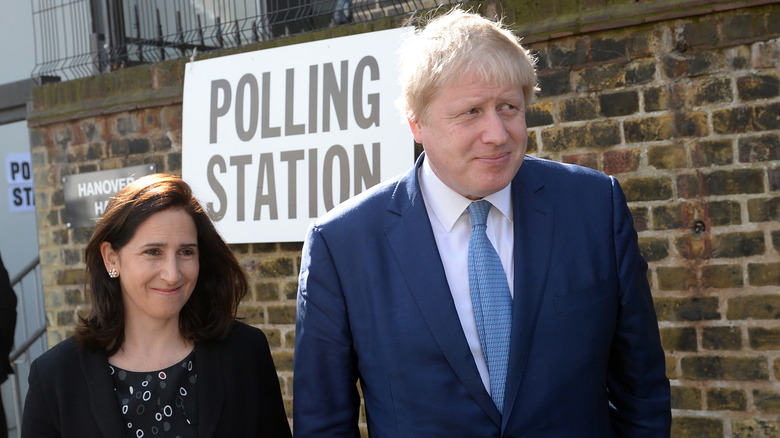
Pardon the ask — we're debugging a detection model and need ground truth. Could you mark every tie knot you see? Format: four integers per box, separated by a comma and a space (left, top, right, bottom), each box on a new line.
468, 200, 492, 227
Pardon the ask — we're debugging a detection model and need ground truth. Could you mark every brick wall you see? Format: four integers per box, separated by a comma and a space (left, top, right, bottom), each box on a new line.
523, 3, 780, 437
26, 2, 780, 436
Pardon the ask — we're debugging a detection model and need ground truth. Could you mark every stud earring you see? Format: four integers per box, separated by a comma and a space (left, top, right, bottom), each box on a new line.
108, 269, 119, 278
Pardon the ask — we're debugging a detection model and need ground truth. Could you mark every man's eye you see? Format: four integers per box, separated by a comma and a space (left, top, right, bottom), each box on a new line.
465, 108, 478, 115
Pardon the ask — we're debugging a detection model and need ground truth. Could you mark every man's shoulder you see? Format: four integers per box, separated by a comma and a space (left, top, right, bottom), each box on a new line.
520, 156, 615, 197
522, 155, 611, 183
314, 169, 410, 227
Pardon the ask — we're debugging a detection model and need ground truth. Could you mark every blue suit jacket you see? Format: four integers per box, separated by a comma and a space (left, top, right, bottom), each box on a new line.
294, 154, 670, 437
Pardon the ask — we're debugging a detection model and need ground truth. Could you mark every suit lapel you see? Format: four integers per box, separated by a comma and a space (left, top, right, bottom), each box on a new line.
80, 349, 125, 437
384, 154, 502, 427
502, 159, 555, 425
196, 340, 225, 437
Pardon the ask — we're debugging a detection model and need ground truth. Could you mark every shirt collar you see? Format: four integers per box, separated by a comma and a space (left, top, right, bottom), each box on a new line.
420, 155, 513, 232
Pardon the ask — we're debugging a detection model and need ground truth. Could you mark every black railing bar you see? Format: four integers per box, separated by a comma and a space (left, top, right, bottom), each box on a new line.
176, 10, 185, 53
197, 14, 206, 47
156, 8, 164, 60
216, 15, 223, 47
215, 0, 227, 27
174, 0, 186, 33
161, 0, 170, 30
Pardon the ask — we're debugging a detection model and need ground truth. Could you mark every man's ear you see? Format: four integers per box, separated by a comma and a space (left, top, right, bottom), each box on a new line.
100, 241, 118, 272
408, 118, 424, 144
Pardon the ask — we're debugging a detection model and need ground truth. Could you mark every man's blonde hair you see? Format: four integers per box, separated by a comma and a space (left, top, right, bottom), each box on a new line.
398, 8, 538, 124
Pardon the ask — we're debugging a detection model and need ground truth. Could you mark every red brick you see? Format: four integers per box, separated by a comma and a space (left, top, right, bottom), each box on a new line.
603, 148, 640, 175
562, 153, 598, 170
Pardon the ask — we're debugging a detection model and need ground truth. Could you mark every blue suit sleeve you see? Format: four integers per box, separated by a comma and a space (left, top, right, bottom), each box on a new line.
607, 177, 671, 437
294, 224, 361, 437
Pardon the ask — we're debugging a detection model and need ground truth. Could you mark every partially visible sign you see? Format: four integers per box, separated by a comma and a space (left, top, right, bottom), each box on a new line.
6, 153, 34, 213
63, 164, 156, 228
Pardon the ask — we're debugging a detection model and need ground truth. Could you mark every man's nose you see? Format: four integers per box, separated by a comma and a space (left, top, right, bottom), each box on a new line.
482, 111, 510, 145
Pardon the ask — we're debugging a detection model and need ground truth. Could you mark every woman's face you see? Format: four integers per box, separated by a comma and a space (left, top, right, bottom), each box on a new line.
101, 208, 199, 327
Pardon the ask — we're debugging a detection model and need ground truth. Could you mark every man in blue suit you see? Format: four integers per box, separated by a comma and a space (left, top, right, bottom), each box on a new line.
294, 8, 671, 437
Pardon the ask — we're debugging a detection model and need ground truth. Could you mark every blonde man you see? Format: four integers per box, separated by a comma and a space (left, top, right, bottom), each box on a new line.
295, 9, 670, 437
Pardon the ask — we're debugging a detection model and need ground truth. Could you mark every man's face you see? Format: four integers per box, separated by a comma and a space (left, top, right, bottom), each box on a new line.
410, 73, 528, 200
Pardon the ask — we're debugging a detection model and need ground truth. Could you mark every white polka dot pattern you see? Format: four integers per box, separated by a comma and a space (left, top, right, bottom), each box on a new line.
110, 352, 198, 437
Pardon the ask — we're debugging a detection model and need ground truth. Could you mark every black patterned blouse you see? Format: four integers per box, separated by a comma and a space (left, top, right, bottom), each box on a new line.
110, 351, 198, 438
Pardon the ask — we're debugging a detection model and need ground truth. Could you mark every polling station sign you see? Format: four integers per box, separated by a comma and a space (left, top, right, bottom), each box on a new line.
6, 153, 35, 213
182, 27, 415, 243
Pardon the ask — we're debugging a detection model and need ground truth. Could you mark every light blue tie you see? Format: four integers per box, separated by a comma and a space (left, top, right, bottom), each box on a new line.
467, 200, 512, 414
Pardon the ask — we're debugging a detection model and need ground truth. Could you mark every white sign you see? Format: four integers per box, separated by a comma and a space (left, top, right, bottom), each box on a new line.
182, 27, 415, 243
6, 153, 34, 213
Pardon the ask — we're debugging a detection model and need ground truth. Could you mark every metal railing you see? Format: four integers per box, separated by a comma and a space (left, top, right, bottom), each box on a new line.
5, 257, 47, 438
32, 0, 456, 82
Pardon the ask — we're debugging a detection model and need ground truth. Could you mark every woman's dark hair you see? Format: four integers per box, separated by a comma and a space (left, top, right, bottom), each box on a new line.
75, 174, 247, 354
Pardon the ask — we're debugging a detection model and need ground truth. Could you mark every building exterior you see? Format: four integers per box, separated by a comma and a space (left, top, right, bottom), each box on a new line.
21, 0, 780, 436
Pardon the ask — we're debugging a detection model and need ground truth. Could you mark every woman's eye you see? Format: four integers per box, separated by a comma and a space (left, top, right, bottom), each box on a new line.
144, 249, 162, 256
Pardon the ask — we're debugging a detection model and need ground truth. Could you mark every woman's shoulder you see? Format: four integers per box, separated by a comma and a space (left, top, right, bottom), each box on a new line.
29, 337, 99, 387
214, 320, 271, 351
32, 337, 82, 369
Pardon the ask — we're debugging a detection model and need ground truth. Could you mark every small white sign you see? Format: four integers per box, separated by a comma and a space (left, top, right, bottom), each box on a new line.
6, 153, 34, 213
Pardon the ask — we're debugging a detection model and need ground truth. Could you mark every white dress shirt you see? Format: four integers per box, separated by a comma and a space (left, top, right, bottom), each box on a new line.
418, 156, 515, 395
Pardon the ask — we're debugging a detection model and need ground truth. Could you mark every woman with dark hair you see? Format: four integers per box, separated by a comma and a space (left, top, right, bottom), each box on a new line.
22, 174, 291, 438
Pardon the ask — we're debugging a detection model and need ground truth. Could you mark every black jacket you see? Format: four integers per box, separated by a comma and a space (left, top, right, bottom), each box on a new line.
22, 321, 291, 437
0, 253, 17, 384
